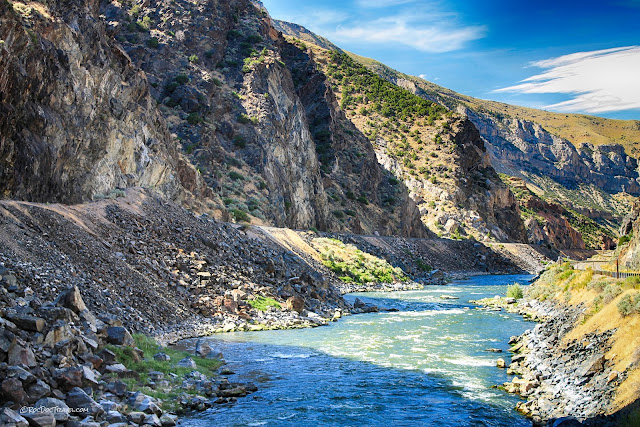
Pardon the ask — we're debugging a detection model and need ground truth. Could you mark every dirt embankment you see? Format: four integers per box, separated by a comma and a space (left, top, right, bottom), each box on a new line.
0, 188, 550, 341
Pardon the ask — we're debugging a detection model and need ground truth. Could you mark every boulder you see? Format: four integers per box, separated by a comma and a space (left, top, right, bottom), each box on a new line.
65, 387, 105, 417
177, 357, 197, 369
105, 327, 134, 346
159, 413, 178, 426
35, 397, 70, 422
8, 341, 37, 367
576, 353, 606, 377
105, 381, 128, 397
496, 358, 506, 368
44, 324, 73, 348
143, 413, 162, 427
56, 286, 87, 313
54, 367, 88, 390
105, 363, 127, 374
286, 295, 305, 313
20, 409, 56, 427
106, 410, 127, 423
0, 328, 16, 353
153, 352, 171, 361
5, 314, 45, 332
26, 379, 52, 402
1, 377, 29, 405
0, 407, 29, 426
7, 365, 36, 385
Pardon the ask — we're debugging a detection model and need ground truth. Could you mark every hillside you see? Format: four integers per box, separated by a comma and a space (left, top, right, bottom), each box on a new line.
340, 49, 639, 228
346, 52, 640, 156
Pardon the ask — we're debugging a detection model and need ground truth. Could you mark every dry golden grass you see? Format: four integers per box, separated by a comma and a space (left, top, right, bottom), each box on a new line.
558, 280, 640, 413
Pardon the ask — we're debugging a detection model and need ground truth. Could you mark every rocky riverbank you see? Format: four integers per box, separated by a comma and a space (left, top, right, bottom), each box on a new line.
0, 270, 262, 426
475, 295, 628, 425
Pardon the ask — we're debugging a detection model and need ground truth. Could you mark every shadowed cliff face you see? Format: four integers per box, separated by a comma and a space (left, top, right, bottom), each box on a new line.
281, 41, 429, 237
95, 0, 430, 235
0, 0, 206, 203
463, 108, 640, 196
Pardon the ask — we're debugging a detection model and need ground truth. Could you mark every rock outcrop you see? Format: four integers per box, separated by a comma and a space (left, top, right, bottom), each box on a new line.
0, 0, 207, 204
463, 107, 640, 197
0, 277, 256, 425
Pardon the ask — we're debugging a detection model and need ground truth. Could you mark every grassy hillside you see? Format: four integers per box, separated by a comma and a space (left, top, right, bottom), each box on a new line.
530, 264, 640, 416
301, 45, 509, 240
345, 52, 640, 156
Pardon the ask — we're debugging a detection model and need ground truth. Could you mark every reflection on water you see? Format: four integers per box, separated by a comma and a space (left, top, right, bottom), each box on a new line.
182, 274, 534, 426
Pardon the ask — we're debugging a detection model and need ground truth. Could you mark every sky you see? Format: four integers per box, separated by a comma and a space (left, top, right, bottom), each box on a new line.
261, 0, 640, 120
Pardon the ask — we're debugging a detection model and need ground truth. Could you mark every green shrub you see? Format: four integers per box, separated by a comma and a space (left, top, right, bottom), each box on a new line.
237, 114, 258, 125
230, 208, 250, 222
248, 296, 281, 311
188, 54, 198, 63
175, 74, 190, 84
165, 81, 179, 93
229, 171, 244, 181
233, 135, 246, 149
312, 237, 407, 285
619, 233, 633, 246
588, 280, 609, 292
506, 283, 524, 300
618, 294, 634, 317
617, 292, 640, 317
186, 113, 202, 125
603, 284, 623, 303
147, 37, 159, 48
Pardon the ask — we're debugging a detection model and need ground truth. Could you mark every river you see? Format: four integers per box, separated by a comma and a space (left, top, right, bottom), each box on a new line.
181, 274, 534, 426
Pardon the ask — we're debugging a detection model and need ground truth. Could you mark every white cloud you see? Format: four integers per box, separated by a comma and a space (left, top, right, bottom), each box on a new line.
419, 74, 439, 81
327, 13, 485, 53
495, 46, 640, 114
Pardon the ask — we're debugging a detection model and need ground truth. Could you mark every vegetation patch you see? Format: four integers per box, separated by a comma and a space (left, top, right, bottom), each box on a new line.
311, 237, 407, 285
247, 296, 282, 311
106, 334, 222, 412
506, 283, 524, 300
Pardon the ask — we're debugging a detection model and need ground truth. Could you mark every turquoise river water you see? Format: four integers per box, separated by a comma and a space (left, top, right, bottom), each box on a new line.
182, 274, 535, 426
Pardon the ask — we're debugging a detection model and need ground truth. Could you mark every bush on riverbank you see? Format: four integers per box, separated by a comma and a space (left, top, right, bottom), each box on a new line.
107, 334, 223, 411
506, 283, 524, 299
312, 237, 408, 285
617, 292, 640, 317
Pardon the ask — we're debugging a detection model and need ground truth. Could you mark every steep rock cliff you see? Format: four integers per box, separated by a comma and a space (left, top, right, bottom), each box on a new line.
281, 40, 428, 237
0, 0, 205, 203
97, 0, 428, 235
463, 108, 640, 196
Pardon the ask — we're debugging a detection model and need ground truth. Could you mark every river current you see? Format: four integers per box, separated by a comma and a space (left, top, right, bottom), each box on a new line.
182, 274, 534, 426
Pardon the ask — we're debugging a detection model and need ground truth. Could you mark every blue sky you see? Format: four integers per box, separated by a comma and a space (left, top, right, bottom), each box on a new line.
261, 0, 640, 120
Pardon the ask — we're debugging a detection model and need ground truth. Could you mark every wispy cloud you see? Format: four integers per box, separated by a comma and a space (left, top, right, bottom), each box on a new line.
328, 13, 485, 53
276, 8, 350, 28
495, 46, 640, 114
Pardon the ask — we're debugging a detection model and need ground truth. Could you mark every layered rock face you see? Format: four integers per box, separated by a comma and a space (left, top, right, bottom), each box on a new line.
94, 0, 428, 235
619, 199, 640, 268
464, 109, 640, 195
0, 0, 203, 203
281, 41, 429, 237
